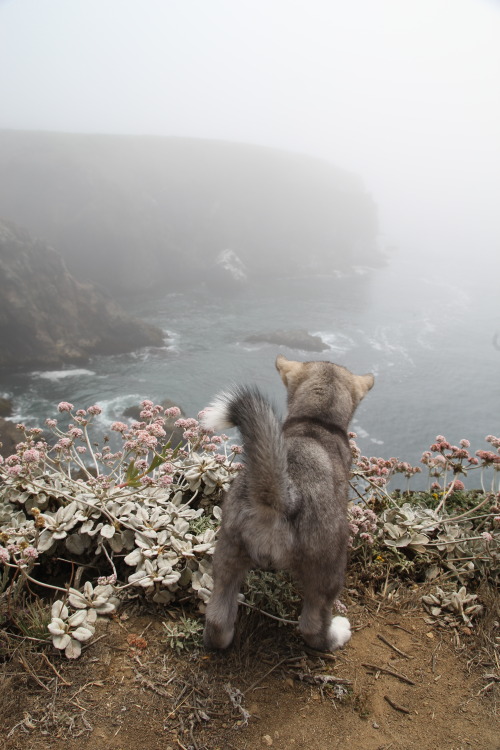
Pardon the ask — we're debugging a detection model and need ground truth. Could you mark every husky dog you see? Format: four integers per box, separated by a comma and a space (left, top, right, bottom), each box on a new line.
201, 355, 374, 652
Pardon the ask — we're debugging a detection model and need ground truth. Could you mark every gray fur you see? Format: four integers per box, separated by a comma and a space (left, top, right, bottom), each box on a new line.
202, 355, 374, 652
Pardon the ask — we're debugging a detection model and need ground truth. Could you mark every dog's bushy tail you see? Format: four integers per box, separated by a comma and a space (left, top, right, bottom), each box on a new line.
201, 386, 289, 512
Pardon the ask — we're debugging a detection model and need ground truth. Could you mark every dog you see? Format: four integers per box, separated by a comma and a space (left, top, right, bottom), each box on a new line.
201, 355, 374, 652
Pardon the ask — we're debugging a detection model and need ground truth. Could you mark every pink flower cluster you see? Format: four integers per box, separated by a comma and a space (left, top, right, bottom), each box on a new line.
421, 434, 500, 481
2, 428, 49, 477
393, 461, 422, 479
475, 450, 500, 466
57, 402, 74, 413
348, 503, 378, 547
352, 454, 402, 488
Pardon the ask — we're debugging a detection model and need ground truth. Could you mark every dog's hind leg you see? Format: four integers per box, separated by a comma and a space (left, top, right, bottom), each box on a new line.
204, 534, 251, 649
297, 578, 351, 652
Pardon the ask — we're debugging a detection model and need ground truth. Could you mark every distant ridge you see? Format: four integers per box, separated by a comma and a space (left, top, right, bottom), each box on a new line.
0, 130, 382, 293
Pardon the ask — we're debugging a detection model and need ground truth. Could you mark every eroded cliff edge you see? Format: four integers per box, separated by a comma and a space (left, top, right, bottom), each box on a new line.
0, 220, 165, 367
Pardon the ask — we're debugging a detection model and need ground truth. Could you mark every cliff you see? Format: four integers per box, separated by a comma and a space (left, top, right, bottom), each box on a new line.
0, 131, 382, 293
0, 221, 165, 367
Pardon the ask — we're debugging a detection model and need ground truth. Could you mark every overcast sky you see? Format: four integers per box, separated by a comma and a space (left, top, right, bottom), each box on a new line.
1, 0, 499, 260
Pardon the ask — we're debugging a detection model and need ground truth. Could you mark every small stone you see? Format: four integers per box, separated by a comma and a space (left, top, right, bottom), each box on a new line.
372, 722, 380, 729
262, 735, 273, 746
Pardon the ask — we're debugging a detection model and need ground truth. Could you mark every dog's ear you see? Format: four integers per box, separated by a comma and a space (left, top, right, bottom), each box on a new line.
354, 373, 375, 400
276, 355, 304, 387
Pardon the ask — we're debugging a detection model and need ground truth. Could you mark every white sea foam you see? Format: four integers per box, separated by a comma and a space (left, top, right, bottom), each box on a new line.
367, 326, 414, 366
312, 331, 356, 354
416, 315, 437, 349
96, 394, 145, 422
164, 329, 180, 352
235, 342, 264, 352
351, 265, 372, 276
34, 369, 96, 381
351, 420, 383, 446
127, 330, 179, 359
352, 422, 369, 439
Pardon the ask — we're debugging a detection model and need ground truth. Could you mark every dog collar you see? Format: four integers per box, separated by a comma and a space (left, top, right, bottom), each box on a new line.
282, 415, 349, 443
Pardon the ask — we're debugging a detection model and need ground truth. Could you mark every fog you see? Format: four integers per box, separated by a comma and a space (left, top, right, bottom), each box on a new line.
0, 0, 499, 268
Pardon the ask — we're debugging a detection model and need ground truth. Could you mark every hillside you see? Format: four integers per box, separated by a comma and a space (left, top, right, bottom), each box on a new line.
0, 220, 164, 367
0, 131, 382, 293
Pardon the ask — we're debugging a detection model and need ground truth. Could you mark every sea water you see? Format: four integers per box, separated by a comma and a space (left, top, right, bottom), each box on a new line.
1, 253, 498, 485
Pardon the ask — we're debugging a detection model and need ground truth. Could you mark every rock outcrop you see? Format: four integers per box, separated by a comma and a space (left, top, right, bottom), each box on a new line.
0, 418, 19, 457
0, 221, 165, 368
0, 398, 13, 417
244, 329, 330, 352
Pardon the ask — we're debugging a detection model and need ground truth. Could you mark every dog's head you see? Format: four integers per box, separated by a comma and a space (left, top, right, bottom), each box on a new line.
276, 354, 374, 416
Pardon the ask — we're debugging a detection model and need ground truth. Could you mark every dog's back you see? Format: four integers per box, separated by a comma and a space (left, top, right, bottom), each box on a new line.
202, 355, 374, 651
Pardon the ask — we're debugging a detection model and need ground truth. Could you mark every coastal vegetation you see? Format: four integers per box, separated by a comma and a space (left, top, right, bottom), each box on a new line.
0, 401, 498, 654
0, 401, 498, 746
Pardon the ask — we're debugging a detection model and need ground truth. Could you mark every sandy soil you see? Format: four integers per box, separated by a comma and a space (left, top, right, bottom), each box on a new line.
1, 593, 498, 750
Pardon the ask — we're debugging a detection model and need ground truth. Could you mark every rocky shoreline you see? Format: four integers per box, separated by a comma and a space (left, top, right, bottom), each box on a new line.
0, 221, 165, 369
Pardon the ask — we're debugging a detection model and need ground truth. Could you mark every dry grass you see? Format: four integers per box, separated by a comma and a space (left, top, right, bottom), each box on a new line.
1, 579, 498, 749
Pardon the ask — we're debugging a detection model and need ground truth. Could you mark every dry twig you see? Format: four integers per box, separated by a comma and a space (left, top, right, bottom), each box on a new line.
377, 634, 413, 659
294, 672, 352, 686
384, 694, 411, 714
244, 657, 289, 694
361, 662, 416, 685
17, 654, 51, 692
40, 652, 72, 686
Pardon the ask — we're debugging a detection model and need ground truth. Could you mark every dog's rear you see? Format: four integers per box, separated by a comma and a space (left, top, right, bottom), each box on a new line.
202, 355, 374, 651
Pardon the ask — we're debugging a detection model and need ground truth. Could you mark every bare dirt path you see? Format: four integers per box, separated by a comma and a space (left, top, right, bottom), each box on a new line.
2, 595, 498, 750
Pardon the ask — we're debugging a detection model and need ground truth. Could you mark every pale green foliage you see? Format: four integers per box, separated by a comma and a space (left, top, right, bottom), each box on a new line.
0, 410, 498, 657
162, 615, 204, 653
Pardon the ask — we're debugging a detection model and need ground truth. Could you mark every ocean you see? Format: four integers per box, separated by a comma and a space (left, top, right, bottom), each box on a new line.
1, 253, 499, 487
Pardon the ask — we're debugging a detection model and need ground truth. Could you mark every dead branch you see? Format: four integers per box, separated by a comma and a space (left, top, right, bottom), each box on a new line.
361, 662, 416, 685
384, 694, 411, 714
377, 634, 413, 659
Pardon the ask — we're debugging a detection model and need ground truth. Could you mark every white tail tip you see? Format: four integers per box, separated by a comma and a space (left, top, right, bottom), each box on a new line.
200, 391, 235, 432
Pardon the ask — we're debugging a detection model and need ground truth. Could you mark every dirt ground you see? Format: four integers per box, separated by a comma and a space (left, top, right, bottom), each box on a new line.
1, 594, 499, 750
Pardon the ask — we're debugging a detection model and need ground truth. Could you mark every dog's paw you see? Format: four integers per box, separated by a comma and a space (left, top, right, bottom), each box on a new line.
328, 615, 351, 649
300, 615, 351, 652
203, 621, 235, 650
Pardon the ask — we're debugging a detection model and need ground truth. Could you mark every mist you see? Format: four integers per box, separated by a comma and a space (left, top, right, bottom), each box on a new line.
0, 0, 499, 270
0, 0, 499, 464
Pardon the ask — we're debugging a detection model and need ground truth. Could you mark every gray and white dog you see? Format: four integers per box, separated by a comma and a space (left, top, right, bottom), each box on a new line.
201, 355, 374, 652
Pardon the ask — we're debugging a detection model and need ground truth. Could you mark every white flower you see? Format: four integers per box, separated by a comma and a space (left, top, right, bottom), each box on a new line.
127, 558, 181, 590
48, 599, 97, 658
192, 527, 217, 554
38, 501, 85, 552
184, 454, 223, 493
100, 523, 116, 539
67, 581, 116, 614
191, 568, 213, 603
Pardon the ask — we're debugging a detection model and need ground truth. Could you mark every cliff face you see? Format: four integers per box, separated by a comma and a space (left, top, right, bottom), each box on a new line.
0, 131, 382, 293
0, 221, 165, 368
